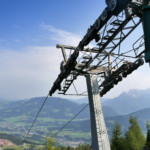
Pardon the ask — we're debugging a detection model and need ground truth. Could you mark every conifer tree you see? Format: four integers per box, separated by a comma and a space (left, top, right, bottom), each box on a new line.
43, 133, 60, 150
144, 121, 150, 150
76, 144, 92, 150
111, 122, 126, 150
125, 116, 145, 150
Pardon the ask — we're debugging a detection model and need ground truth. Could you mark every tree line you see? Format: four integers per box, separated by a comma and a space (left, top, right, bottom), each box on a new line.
43, 116, 150, 150
3, 116, 150, 150
111, 116, 150, 150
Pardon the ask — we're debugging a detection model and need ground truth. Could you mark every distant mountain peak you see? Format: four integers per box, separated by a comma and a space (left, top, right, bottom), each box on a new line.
102, 87, 150, 115
126, 88, 150, 98
126, 90, 141, 98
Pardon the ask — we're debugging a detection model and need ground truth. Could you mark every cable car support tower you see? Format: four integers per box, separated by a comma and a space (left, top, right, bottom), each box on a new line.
49, 0, 150, 149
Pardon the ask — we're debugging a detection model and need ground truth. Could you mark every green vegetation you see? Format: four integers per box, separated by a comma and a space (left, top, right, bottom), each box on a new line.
111, 116, 147, 150
0, 133, 22, 145
57, 131, 90, 139
43, 134, 60, 150
1, 97, 150, 147
59, 145, 92, 150
3, 144, 42, 150
125, 117, 145, 150
2, 116, 150, 150
43, 135, 92, 150
111, 122, 126, 150
144, 121, 150, 150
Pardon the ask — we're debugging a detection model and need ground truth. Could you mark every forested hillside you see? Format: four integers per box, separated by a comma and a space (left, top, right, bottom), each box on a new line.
0, 95, 150, 146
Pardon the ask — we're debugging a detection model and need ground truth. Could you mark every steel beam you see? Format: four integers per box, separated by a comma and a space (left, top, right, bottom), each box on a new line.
86, 75, 110, 150
143, 1, 150, 62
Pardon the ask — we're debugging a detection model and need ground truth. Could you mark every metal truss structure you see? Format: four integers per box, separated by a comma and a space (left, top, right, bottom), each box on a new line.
49, 0, 150, 149
50, 0, 148, 97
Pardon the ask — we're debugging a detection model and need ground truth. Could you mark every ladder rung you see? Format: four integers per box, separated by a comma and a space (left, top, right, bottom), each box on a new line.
58, 93, 64, 94
105, 46, 115, 49
108, 28, 117, 33
81, 60, 88, 64
65, 83, 71, 85
66, 79, 72, 82
64, 85, 69, 88
97, 42, 106, 46
79, 63, 85, 66
78, 65, 85, 68
58, 92, 65, 94
111, 20, 123, 26
113, 37, 123, 41
83, 56, 92, 59
61, 89, 66, 92
123, 26, 135, 30
103, 35, 111, 40
71, 72, 78, 75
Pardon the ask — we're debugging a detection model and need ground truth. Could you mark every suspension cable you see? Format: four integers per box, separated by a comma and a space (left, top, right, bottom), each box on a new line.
54, 103, 89, 137
22, 94, 49, 144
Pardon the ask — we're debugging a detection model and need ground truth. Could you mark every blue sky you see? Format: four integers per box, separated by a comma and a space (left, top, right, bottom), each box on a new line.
0, 0, 106, 49
0, 0, 150, 100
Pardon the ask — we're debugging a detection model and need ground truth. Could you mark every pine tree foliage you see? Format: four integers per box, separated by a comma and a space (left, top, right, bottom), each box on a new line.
42, 134, 91, 150
144, 121, 150, 150
76, 144, 92, 150
42, 116, 148, 150
111, 122, 126, 150
60, 145, 91, 150
125, 116, 145, 150
42, 134, 60, 150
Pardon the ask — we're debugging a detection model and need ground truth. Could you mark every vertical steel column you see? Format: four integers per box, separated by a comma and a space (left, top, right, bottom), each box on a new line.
143, 0, 150, 62
86, 74, 111, 150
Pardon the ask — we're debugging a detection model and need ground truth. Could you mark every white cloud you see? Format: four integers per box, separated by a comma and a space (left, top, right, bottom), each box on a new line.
0, 24, 84, 99
40, 23, 81, 46
0, 24, 150, 100
0, 46, 63, 99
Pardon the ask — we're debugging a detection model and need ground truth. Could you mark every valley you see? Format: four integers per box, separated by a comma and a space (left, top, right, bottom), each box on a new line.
0, 88, 150, 146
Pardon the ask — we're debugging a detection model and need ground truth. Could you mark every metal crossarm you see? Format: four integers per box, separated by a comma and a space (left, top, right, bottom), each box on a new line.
49, 0, 137, 96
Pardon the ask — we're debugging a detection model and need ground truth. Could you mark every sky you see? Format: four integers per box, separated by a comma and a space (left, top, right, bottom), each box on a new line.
0, 0, 150, 100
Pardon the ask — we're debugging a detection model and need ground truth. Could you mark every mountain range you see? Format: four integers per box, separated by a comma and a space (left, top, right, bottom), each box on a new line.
0, 88, 150, 145
72, 88, 150, 115
102, 88, 150, 115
